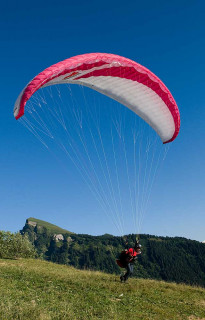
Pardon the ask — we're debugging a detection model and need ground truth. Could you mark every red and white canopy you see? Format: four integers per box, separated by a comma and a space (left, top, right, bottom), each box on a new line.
14, 53, 180, 143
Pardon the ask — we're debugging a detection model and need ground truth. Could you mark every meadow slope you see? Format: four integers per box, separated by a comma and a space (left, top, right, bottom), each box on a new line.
0, 259, 205, 320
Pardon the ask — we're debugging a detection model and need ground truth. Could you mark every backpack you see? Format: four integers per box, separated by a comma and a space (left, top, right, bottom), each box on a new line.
116, 250, 130, 268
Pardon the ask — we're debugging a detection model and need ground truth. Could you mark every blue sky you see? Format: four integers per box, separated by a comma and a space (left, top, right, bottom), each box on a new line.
1, 0, 204, 241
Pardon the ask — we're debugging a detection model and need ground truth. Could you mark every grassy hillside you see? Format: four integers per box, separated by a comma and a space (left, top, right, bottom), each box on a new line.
27, 217, 72, 234
0, 259, 205, 320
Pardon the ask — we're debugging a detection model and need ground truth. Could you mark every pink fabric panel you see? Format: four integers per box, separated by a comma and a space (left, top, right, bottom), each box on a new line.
15, 58, 108, 119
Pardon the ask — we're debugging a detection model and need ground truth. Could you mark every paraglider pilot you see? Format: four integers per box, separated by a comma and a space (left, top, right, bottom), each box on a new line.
117, 240, 142, 282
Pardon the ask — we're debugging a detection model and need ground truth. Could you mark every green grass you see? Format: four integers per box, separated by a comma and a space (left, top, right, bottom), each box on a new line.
0, 259, 205, 320
27, 217, 72, 234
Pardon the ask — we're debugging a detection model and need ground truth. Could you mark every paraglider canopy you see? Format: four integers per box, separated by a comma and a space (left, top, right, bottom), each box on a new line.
14, 53, 180, 144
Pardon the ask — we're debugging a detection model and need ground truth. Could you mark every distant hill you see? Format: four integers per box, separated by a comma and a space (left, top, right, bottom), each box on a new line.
0, 258, 205, 320
26, 217, 73, 234
20, 218, 205, 288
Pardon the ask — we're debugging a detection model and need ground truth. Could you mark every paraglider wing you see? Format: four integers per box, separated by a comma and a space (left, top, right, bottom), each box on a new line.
14, 53, 180, 143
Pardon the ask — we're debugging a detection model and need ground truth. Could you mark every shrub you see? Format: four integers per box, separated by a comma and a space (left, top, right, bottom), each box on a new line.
0, 231, 37, 259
